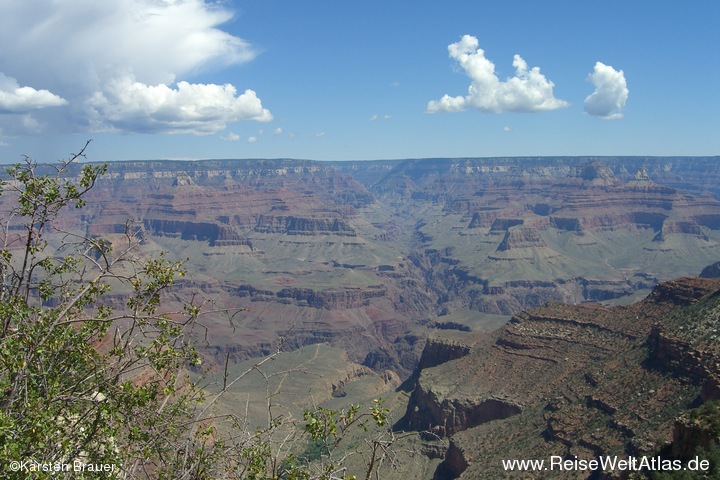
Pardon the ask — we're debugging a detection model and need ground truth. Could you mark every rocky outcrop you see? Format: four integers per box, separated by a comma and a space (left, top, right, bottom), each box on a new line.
700, 261, 720, 278
549, 216, 581, 232
671, 406, 720, 459
646, 279, 720, 403
395, 336, 495, 437
646, 277, 717, 306
438, 439, 470, 480
496, 226, 546, 251
143, 219, 251, 247
276, 286, 384, 309
569, 162, 617, 185
647, 327, 712, 381
417, 338, 472, 370
213, 224, 254, 247
254, 215, 356, 236
402, 383, 522, 437
330, 365, 374, 395
237, 284, 386, 310
654, 220, 708, 242
404, 277, 720, 478
581, 278, 635, 301
488, 218, 523, 232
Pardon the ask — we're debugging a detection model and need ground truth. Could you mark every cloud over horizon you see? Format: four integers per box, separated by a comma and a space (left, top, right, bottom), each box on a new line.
428, 35, 569, 114
0, 0, 270, 136
0, 73, 68, 113
88, 76, 272, 134
584, 62, 629, 119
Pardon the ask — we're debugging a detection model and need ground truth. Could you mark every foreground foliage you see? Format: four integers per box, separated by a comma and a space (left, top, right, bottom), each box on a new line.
0, 144, 402, 479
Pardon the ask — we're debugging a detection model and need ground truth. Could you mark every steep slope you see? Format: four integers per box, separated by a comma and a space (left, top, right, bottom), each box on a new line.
397, 277, 720, 479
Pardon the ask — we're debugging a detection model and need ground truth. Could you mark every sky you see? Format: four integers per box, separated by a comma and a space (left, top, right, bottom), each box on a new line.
0, 0, 718, 162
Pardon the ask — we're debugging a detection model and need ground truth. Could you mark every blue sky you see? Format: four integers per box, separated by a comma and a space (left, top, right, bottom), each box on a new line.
0, 1, 718, 162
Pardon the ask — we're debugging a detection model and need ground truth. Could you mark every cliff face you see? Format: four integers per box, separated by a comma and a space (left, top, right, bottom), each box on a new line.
144, 219, 252, 247
402, 383, 522, 438
396, 277, 720, 479
495, 225, 546, 251
700, 261, 720, 278
647, 327, 716, 384
237, 284, 386, 310
416, 338, 472, 370
8, 156, 720, 385
254, 215, 357, 236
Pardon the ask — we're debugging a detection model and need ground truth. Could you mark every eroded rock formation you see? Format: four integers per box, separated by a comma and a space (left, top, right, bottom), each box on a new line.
8, 156, 720, 386
397, 277, 720, 478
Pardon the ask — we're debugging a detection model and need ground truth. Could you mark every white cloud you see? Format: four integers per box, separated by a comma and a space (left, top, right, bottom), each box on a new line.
247, 136, 257, 143
273, 127, 283, 136
223, 132, 241, 142
87, 76, 272, 134
0, 0, 269, 134
503, 126, 512, 132
584, 62, 628, 120
0, 73, 67, 113
370, 114, 391, 121
427, 35, 569, 114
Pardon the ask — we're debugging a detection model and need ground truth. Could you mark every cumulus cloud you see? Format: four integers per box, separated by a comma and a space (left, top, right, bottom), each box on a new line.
87, 76, 271, 134
584, 62, 628, 120
0, 73, 67, 113
427, 35, 568, 114
0, 0, 269, 134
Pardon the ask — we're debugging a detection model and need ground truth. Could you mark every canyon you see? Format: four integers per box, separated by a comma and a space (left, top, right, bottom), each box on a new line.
5, 155, 720, 378
4, 154, 720, 477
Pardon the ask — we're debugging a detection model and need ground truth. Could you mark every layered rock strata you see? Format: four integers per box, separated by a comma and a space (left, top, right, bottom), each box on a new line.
397, 277, 720, 479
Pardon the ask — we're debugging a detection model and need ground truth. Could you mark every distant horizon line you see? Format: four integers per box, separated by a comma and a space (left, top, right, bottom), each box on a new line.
3, 154, 720, 168
88, 154, 720, 164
